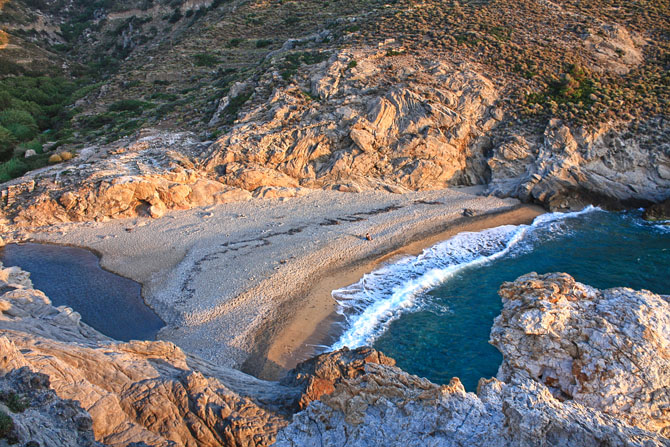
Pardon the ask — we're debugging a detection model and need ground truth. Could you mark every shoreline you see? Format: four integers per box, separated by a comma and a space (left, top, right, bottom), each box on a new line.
252, 204, 545, 380
10, 188, 542, 377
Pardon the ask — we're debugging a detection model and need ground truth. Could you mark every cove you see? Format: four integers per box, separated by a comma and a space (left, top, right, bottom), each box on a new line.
0, 242, 165, 341
332, 209, 670, 391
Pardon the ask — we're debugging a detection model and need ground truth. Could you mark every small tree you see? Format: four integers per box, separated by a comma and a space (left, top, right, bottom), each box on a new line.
0, 125, 17, 161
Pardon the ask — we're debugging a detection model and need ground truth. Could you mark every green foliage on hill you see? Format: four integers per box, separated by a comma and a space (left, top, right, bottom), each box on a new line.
0, 75, 93, 182
0, 76, 80, 162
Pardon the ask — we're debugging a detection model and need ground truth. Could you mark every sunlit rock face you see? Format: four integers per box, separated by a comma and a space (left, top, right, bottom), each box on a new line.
1, 263, 669, 446
491, 272, 670, 436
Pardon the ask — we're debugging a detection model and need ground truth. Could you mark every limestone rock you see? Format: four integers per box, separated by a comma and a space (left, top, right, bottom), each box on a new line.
0, 262, 294, 446
487, 117, 670, 209
584, 23, 643, 75
275, 364, 667, 447
203, 49, 499, 193
1, 132, 252, 227
0, 367, 102, 447
491, 272, 670, 436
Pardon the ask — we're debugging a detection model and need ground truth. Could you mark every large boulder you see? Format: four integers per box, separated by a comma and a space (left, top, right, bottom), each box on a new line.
491, 272, 670, 436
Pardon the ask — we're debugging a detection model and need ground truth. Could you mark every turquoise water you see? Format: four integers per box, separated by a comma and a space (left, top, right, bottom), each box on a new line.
0, 243, 165, 341
332, 209, 670, 391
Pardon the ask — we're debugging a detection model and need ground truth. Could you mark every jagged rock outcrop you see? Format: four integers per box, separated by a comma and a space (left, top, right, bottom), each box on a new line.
201, 48, 500, 193
487, 117, 670, 209
0, 132, 253, 228
0, 262, 295, 446
0, 367, 102, 447
275, 364, 667, 447
644, 198, 670, 221
491, 272, 670, 436
276, 272, 670, 446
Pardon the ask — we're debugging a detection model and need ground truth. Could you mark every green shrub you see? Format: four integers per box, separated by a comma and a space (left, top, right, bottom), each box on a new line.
3, 393, 28, 413
280, 51, 330, 80
0, 109, 38, 141
0, 411, 13, 440
79, 113, 115, 130
256, 39, 273, 48
193, 53, 219, 67
108, 99, 153, 113
0, 153, 51, 183
168, 9, 183, 23
227, 38, 242, 48
0, 126, 17, 161
223, 91, 252, 124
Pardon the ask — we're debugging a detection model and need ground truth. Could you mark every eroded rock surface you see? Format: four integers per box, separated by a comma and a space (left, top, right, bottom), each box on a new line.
491, 272, 670, 436
487, 117, 670, 210
0, 132, 253, 228
0, 367, 102, 447
202, 48, 499, 193
276, 272, 670, 446
275, 364, 667, 447
0, 262, 295, 447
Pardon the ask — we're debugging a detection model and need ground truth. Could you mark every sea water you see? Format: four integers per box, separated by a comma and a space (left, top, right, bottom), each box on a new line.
331, 208, 670, 391
0, 243, 165, 341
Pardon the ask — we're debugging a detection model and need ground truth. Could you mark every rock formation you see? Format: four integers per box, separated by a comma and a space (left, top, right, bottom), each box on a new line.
202, 48, 499, 192
491, 272, 670, 436
276, 366, 667, 447
0, 132, 255, 228
644, 198, 670, 221
487, 117, 670, 210
0, 367, 102, 447
1, 265, 669, 446
0, 262, 292, 446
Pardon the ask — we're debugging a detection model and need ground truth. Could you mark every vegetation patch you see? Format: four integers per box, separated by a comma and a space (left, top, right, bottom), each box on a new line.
0, 411, 14, 441
193, 53, 220, 67
108, 99, 154, 114
279, 51, 330, 80
222, 91, 252, 124
0, 76, 80, 163
1, 393, 29, 414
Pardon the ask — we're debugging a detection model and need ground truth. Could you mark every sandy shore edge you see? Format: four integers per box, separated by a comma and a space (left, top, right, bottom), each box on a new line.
250, 204, 544, 380
8, 188, 542, 378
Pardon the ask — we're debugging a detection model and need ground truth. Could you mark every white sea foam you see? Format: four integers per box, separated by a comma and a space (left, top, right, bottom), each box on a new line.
331, 206, 602, 350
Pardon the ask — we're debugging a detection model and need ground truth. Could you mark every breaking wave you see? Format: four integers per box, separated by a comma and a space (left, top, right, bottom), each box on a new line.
331, 206, 601, 350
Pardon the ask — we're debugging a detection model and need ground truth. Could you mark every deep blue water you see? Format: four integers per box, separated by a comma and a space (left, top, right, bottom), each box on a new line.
332, 209, 670, 391
0, 243, 164, 341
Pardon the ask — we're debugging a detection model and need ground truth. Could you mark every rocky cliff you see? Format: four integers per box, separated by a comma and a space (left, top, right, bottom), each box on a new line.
1, 0, 669, 227
1, 263, 669, 446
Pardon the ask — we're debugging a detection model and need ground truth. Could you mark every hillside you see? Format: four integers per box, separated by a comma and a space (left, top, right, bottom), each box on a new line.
0, 0, 668, 221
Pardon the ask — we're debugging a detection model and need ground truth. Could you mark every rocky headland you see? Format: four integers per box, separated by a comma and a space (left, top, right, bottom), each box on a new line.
1, 262, 669, 446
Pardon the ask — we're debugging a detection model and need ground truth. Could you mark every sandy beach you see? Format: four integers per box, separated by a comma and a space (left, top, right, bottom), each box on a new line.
11, 187, 543, 377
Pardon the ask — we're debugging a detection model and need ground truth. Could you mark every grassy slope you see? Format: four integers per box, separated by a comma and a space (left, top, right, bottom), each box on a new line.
0, 0, 667, 183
